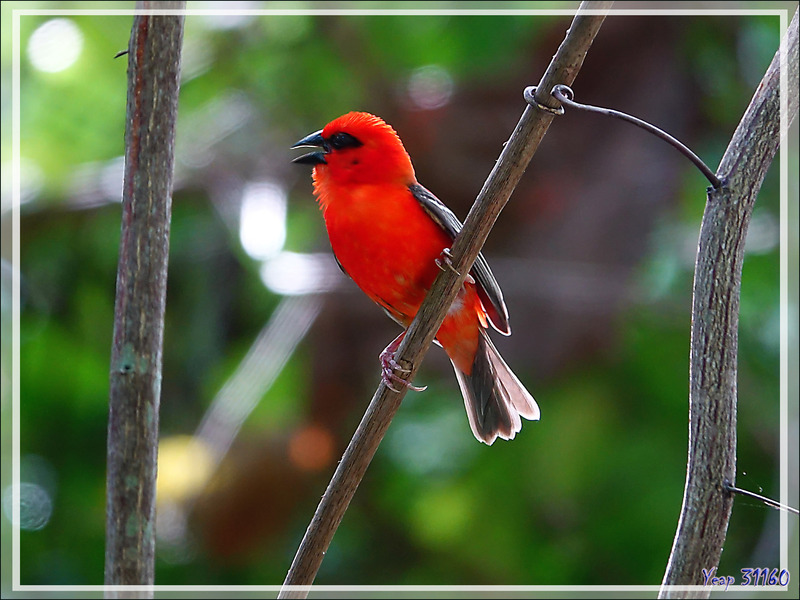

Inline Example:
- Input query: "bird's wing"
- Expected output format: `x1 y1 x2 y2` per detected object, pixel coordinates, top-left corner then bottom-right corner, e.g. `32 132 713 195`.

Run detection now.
409 183 510 335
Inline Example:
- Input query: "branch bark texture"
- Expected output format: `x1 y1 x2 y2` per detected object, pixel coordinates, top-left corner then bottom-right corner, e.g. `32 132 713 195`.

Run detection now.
278 2 613 597
660 8 798 597
105 3 184 591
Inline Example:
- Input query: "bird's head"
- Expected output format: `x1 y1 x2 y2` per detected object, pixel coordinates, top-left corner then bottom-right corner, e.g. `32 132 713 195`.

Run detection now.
292 112 416 186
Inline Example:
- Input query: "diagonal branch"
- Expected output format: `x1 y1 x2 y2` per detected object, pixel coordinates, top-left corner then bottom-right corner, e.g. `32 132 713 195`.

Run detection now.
278 2 613 597
659 8 798 598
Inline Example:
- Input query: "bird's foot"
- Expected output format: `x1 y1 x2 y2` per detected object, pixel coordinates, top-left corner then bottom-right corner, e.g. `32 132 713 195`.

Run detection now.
435 247 460 275
435 248 474 283
380 335 427 393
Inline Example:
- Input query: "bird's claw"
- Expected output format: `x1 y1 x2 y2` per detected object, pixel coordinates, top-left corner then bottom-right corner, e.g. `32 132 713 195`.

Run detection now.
379 347 427 393
435 247 460 275
435 248 475 284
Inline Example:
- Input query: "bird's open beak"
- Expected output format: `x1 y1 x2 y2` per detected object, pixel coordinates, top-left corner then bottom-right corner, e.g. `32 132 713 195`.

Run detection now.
291 130 327 165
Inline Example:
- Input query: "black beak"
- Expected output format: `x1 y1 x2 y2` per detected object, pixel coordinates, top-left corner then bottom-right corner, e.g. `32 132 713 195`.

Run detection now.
291 130 327 165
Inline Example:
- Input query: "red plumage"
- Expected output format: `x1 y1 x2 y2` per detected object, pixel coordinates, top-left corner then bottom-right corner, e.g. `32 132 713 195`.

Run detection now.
293 112 539 444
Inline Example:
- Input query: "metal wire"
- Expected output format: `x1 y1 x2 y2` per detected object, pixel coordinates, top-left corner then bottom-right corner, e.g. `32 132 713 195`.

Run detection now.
524 84 723 189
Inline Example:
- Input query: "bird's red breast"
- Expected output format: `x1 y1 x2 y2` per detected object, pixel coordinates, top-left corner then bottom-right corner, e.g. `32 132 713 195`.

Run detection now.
292 111 539 444
308 112 484 375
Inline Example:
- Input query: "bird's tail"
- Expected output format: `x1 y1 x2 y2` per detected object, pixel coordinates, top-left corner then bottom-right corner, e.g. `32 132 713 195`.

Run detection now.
452 332 540 445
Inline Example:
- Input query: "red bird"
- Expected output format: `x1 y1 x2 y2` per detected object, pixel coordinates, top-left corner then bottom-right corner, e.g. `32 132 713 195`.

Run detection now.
292 112 539 444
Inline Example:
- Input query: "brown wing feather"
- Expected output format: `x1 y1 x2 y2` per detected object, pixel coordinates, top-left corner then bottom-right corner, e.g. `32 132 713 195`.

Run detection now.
409 183 511 335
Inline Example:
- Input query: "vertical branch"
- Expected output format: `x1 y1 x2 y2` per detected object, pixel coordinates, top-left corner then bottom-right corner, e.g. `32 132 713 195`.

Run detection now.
660 9 798 598
105 2 184 591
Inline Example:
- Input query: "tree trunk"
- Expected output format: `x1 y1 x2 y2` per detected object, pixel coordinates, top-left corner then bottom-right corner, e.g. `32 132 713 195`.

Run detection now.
660 8 798 597
105 3 184 594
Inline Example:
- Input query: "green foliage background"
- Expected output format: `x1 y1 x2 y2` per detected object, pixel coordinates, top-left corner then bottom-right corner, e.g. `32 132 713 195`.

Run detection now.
1 1 798 595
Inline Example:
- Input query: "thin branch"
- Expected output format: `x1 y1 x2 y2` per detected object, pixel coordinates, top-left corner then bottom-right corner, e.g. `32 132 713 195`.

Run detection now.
660 8 798 598
104 2 184 594
278 2 613 597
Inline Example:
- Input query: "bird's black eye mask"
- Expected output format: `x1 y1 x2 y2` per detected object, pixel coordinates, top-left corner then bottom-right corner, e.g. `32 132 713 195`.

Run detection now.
291 130 363 165
327 132 363 151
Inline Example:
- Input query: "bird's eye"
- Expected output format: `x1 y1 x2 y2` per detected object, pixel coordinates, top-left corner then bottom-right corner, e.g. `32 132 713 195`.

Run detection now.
328 132 363 150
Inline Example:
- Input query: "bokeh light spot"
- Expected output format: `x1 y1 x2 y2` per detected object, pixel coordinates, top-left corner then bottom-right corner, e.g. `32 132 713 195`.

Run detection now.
407 64 454 110
28 19 83 73
260 251 341 295
239 181 287 261
288 424 335 472
2 482 53 531
197 1 257 30
157 435 215 503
